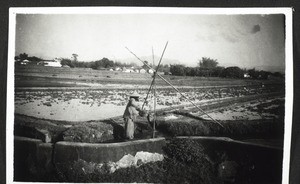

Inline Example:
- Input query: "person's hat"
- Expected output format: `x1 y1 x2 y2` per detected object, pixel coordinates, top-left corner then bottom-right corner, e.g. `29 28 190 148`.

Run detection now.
130 91 140 98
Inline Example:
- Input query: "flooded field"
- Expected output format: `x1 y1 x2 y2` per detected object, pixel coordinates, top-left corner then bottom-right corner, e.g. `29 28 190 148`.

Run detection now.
198 97 285 121
15 84 282 121
14 72 286 184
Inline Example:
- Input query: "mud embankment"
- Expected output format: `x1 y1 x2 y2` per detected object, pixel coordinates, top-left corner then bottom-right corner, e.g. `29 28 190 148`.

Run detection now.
14 136 166 182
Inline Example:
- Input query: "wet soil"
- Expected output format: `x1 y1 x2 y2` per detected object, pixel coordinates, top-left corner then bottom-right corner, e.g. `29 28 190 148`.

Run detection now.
15 84 283 121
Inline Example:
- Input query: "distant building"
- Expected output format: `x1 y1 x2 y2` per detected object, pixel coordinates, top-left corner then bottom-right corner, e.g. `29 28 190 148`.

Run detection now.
20 59 30 65
38 60 62 67
139 68 146 73
122 67 134 73
148 69 155 74
114 67 121 71
243 73 250 78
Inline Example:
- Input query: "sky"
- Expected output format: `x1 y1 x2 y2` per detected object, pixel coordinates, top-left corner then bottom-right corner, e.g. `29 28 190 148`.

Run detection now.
15 13 285 72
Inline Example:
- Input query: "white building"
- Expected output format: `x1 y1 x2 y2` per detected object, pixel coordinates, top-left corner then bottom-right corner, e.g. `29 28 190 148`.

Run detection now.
20 59 30 65
148 69 155 74
244 73 250 78
122 67 133 73
114 67 121 71
39 60 62 67
139 68 146 73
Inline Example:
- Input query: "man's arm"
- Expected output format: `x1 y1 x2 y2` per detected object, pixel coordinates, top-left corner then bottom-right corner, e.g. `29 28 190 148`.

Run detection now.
130 98 142 111
130 98 147 117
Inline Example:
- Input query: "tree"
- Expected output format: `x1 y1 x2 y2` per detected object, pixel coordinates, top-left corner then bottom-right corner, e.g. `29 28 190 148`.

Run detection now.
72 53 78 62
14 55 20 60
248 68 259 79
92 58 114 69
170 64 186 76
198 57 219 77
221 66 244 78
272 72 283 78
198 57 218 69
211 66 225 77
60 58 73 67
142 61 149 70
258 70 271 79
101 58 114 68
28 56 43 62
185 67 199 77
19 53 28 61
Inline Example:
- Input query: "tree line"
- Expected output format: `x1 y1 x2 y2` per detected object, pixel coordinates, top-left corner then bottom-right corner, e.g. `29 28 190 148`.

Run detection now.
15 53 138 69
15 53 283 79
169 57 284 79
60 57 142 69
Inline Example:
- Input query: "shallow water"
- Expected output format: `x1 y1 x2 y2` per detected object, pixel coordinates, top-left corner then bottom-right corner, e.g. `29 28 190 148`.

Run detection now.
15 100 125 121
198 97 283 120
14 85 280 121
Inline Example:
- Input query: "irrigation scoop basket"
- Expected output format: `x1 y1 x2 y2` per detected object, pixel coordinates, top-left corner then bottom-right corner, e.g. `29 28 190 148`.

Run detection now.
125 45 224 129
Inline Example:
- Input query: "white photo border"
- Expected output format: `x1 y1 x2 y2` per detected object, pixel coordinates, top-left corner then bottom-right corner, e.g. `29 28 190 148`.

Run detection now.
7 7 293 184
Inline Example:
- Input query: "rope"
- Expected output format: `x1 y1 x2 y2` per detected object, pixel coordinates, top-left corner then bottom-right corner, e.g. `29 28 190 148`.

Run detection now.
125 46 224 128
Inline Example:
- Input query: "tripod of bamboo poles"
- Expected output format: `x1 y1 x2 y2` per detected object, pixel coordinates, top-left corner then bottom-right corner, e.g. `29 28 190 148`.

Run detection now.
141 42 168 110
140 42 168 138
125 43 224 129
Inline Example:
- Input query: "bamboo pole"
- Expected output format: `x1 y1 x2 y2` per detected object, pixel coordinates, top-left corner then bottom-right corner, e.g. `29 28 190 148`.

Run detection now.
152 46 157 138
125 46 224 128
153 78 157 138
141 42 168 109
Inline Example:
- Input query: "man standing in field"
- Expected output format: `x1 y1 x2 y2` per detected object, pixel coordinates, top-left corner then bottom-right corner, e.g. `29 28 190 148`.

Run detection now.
123 91 146 140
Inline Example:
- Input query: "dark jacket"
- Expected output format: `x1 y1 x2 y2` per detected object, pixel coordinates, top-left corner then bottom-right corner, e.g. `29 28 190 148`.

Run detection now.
123 98 141 121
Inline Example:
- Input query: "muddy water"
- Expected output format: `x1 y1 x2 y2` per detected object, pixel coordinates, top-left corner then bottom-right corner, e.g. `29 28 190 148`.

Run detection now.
15 97 170 121
197 97 284 120
14 91 169 121
15 100 125 121
14 85 281 121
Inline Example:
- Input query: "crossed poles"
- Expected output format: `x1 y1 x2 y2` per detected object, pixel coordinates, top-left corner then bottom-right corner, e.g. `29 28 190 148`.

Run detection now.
125 42 224 137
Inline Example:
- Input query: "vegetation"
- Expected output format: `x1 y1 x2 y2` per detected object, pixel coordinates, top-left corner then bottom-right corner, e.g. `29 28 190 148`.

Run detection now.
62 122 114 143
198 57 219 68
155 118 283 139
72 53 78 62
170 57 283 79
57 139 218 183
220 66 244 78
15 53 284 79
15 53 43 65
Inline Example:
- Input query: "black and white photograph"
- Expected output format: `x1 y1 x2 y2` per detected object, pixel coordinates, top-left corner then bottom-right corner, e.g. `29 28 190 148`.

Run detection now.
6 7 293 183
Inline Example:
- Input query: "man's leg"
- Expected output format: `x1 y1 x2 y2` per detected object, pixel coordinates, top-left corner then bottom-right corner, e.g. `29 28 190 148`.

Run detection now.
125 118 135 139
